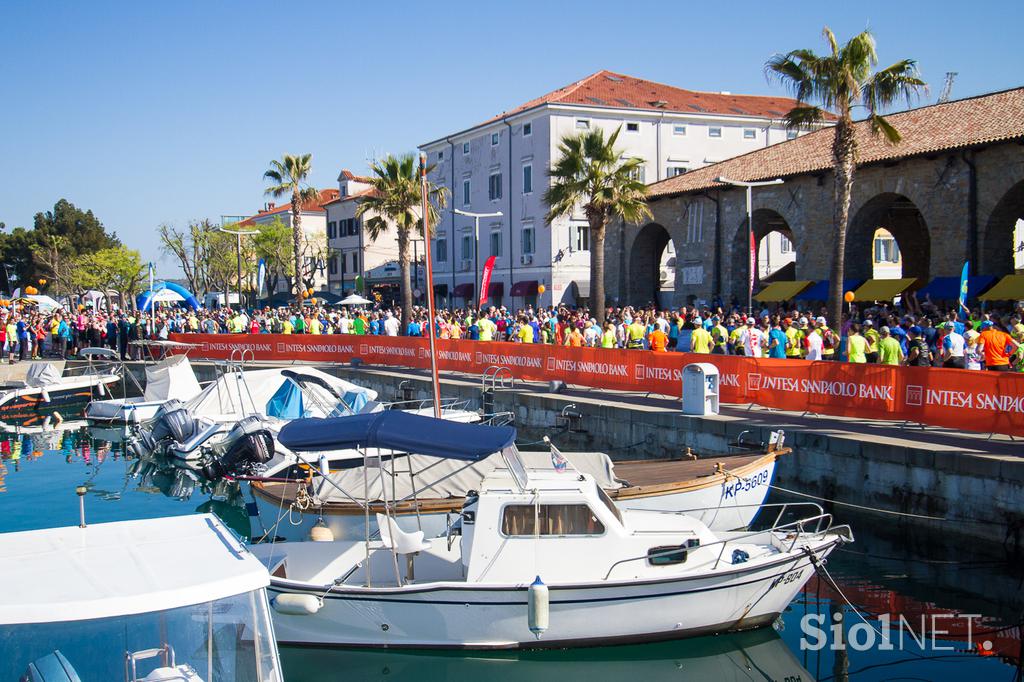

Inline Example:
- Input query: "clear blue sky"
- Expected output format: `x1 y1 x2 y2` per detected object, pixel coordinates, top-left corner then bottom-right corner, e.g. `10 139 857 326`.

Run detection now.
1 0 1021 274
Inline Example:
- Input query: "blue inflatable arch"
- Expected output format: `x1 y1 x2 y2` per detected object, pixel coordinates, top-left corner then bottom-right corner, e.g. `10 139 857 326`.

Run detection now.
137 281 201 310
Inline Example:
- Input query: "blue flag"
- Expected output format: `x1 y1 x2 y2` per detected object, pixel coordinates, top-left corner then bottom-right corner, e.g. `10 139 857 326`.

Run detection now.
958 261 969 320
256 259 266 299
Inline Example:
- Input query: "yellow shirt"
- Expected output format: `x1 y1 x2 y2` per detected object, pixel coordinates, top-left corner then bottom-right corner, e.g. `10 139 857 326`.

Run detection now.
478 318 495 341
282 320 293 334
690 327 712 353
785 327 803 357
601 329 615 348
518 325 534 343
309 318 322 335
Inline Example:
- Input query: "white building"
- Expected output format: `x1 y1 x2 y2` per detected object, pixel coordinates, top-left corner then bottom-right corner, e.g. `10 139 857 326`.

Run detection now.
324 170 417 300
239 189 337 295
420 70 817 309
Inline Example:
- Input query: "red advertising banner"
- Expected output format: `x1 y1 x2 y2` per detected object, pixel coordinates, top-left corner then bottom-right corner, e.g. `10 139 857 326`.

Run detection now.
479 255 496 308
170 334 1024 437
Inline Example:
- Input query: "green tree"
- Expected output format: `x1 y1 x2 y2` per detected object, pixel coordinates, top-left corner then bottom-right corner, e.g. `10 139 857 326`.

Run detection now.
0 227 38 292
357 154 448 330
33 198 120 256
544 127 651 325
75 246 146 309
263 154 320 302
252 216 294 298
767 27 925 328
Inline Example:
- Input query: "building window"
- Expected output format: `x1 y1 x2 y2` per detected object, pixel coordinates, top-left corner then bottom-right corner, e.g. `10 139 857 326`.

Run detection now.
491 132 499 146
575 119 590 129
463 141 470 154
667 166 688 177
488 172 502 201
571 224 590 252
673 124 686 136
351 252 359 273
463 179 471 206
328 256 338 275
874 236 900 263
522 225 535 255
438 150 445 161
461 234 473 260
490 231 502 257
625 121 640 133
686 202 704 243
627 164 646 183
327 221 337 239
780 234 793 253
522 164 533 194
501 504 604 536
436 238 447 262
743 129 756 140
340 253 347 275
523 122 532 136
709 127 722 138
786 130 798 140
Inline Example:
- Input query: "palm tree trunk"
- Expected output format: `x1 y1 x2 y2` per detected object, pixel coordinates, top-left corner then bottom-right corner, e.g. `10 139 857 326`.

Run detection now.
830 118 857 332
590 217 607 327
291 191 303 304
397 229 412 332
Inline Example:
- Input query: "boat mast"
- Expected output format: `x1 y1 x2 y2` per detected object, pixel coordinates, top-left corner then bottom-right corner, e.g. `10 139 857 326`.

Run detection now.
419 152 443 418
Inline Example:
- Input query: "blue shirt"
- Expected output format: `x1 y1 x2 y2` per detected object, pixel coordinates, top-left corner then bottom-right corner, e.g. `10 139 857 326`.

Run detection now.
406 321 421 337
768 329 788 358
890 326 908 354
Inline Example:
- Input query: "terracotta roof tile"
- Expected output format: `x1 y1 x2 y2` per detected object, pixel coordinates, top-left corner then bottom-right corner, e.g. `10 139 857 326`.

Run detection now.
322 187 379 207
477 69 822 126
647 87 1024 199
239 188 338 225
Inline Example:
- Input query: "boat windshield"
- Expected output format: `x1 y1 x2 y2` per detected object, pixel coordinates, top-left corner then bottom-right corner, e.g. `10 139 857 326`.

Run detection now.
597 484 624 525
1 588 282 682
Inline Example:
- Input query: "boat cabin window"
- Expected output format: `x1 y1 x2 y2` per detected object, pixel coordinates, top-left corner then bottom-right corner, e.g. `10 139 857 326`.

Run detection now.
596 485 623 524
647 545 689 566
501 504 605 537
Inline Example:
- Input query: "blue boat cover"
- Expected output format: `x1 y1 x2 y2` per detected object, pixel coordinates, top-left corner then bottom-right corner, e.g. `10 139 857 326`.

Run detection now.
277 411 517 461
266 380 305 419
916 275 996 300
795 279 865 301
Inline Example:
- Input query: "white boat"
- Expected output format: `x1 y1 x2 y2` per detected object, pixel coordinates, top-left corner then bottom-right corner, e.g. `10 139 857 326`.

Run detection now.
251 412 851 649
0 513 283 681
247 443 784 541
0 350 121 426
86 354 202 424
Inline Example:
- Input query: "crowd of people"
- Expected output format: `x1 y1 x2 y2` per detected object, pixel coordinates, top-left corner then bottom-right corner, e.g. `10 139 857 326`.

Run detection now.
5 298 1024 372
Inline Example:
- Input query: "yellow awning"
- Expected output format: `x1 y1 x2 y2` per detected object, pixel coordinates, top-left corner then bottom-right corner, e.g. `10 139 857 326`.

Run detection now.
852 277 919 301
979 274 1024 301
753 280 813 302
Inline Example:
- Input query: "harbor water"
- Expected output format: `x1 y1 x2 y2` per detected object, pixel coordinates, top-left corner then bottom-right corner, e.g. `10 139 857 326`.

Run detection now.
1 423 1020 681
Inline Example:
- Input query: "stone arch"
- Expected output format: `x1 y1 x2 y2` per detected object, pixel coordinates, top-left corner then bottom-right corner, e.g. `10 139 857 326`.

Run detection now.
981 179 1024 276
730 209 797 295
846 193 931 280
627 222 673 306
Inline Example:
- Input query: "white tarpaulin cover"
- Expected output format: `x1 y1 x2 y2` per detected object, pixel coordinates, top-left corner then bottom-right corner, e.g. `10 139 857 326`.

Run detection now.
144 355 202 402
0 514 268 624
315 450 621 503
25 363 63 388
184 367 378 421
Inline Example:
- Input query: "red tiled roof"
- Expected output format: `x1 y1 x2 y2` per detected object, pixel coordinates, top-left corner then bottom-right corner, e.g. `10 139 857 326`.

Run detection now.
338 169 374 183
477 70 825 127
322 187 379 207
647 87 1024 199
239 188 338 225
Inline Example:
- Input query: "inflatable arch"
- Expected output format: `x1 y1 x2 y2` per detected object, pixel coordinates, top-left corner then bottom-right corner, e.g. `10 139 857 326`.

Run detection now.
137 281 201 310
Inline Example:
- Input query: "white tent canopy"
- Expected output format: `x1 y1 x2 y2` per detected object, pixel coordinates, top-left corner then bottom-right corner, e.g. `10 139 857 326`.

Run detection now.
339 294 372 306
25 295 61 312
149 288 185 303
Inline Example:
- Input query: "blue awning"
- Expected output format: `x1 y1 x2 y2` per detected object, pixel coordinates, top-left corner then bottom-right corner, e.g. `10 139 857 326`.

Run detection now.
277 411 517 461
916 275 996 301
795 279 865 301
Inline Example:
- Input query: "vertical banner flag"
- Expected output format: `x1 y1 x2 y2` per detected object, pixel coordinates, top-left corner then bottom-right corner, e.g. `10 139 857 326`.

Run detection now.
958 261 969 320
480 255 496 308
146 262 155 312
256 258 267 299
749 230 756 299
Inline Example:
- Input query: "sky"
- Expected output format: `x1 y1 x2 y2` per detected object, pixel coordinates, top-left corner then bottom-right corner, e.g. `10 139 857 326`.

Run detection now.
1 0 1022 275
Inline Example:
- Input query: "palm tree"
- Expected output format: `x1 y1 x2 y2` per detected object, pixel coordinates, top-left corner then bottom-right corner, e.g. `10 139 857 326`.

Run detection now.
356 154 448 331
767 27 925 328
545 127 651 326
263 153 320 303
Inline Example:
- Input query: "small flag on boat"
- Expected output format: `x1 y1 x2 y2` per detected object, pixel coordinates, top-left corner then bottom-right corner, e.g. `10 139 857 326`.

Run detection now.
549 441 568 473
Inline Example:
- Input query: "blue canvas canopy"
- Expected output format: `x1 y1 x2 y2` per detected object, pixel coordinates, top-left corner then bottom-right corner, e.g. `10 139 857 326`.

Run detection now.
266 380 305 419
277 411 517 461
916 275 996 301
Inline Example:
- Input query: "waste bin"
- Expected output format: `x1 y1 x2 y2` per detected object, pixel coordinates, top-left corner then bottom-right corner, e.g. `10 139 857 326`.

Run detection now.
681 363 719 416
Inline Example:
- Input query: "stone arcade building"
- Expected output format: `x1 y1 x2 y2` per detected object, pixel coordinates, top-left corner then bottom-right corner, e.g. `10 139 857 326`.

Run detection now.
606 87 1024 307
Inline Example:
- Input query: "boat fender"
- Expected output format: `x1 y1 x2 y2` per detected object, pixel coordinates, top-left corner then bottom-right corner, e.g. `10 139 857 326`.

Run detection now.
40 389 50 403
732 549 749 564
96 382 106 397
272 593 322 616
309 519 334 542
528 575 549 639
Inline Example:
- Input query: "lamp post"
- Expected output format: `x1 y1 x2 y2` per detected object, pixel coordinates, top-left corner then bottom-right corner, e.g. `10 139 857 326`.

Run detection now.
716 176 784 314
217 225 258 310
453 209 502 307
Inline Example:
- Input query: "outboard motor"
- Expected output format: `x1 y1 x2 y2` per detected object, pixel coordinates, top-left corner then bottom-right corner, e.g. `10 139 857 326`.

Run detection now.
149 399 193 443
201 416 275 481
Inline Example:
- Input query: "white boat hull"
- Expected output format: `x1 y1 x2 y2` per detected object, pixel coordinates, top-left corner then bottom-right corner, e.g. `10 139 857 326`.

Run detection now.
248 458 776 541
264 536 837 649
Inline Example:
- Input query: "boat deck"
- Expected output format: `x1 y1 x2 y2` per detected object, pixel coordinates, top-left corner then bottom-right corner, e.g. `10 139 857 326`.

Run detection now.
612 454 763 488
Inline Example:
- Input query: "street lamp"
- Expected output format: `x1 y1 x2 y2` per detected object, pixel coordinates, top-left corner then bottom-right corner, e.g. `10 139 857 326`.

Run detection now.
453 209 502 307
716 176 784 314
217 225 259 309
